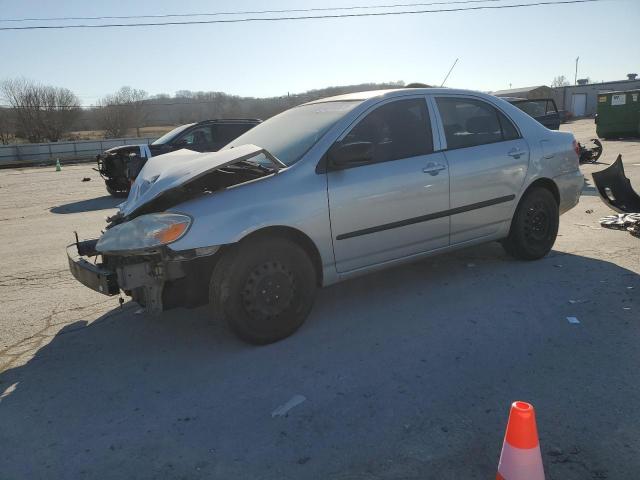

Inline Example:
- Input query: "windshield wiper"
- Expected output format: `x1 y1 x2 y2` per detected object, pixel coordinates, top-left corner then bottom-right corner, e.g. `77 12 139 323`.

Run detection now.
235 160 277 173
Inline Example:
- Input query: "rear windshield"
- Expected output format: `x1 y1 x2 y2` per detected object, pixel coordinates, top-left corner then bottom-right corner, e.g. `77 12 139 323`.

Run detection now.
225 101 362 166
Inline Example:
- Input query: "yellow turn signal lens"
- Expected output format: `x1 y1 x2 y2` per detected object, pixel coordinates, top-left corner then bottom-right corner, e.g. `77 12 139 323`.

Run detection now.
154 222 189 244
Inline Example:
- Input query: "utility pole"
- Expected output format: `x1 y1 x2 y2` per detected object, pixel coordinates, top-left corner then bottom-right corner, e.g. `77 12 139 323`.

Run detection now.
574 56 579 85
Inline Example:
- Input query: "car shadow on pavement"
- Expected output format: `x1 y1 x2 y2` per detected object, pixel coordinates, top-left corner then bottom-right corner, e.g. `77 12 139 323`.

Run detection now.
50 196 122 214
0 244 638 479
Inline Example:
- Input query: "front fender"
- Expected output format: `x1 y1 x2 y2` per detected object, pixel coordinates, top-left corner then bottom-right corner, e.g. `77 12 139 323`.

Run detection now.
166 168 337 282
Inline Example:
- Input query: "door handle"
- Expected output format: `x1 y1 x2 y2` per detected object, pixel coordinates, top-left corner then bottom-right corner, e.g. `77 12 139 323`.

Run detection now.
422 162 446 175
508 148 525 159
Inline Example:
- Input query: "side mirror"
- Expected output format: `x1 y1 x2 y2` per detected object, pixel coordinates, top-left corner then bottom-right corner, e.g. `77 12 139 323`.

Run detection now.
328 141 374 169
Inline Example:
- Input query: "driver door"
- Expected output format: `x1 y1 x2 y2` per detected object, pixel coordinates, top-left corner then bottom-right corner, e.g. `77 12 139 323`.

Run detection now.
326 97 450 273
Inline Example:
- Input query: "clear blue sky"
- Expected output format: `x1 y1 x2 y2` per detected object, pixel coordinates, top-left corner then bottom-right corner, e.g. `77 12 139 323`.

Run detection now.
0 0 637 104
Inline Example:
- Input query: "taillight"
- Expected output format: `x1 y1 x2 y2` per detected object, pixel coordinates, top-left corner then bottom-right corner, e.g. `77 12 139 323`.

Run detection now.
572 139 580 156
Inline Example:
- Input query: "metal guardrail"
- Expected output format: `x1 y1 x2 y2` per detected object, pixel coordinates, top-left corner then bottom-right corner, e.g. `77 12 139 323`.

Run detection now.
0 137 158 167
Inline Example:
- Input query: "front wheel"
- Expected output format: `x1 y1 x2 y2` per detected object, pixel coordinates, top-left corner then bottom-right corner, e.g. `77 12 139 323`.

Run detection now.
501 187 559 260
209 236 317 345
105 178 130 198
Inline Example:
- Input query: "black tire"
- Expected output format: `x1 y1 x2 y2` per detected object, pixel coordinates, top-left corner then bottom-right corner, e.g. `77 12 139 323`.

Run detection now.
105 178 130 198
209 236 317 345
501 187 559 260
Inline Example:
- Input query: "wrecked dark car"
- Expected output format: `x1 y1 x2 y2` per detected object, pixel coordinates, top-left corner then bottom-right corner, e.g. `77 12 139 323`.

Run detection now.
96 119 261 197
504 97 561 130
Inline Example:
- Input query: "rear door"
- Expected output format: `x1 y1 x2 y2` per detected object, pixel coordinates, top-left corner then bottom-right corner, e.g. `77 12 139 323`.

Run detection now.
433 95 529 244
211 123 257 151
326 96 450 273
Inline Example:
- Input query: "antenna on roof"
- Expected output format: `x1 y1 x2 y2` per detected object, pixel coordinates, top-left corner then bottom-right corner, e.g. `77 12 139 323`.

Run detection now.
440 58 459 87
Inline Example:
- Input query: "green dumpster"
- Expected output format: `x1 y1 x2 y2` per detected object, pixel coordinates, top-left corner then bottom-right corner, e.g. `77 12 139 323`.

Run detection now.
596 89 640 139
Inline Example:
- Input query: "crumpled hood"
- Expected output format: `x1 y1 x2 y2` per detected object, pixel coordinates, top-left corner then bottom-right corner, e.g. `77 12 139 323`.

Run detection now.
118 144 267 217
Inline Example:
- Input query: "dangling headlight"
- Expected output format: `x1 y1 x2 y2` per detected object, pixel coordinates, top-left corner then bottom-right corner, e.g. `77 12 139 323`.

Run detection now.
96 213 191 253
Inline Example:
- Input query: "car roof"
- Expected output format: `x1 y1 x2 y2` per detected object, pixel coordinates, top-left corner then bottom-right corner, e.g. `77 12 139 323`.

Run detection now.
304 88 496 105
196 118 262 125
502 97 555 103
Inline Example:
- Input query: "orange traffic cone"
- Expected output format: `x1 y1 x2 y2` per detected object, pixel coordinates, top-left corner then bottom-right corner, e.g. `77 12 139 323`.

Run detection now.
496 401 545 480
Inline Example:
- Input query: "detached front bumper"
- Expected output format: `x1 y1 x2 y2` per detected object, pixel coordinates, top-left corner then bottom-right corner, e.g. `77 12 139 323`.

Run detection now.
67 240 198 314
67 244 119 295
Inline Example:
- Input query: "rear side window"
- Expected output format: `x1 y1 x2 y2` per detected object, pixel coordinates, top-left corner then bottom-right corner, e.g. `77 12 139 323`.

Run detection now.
342 98 433 164
497 110 519 140
436 97 519 149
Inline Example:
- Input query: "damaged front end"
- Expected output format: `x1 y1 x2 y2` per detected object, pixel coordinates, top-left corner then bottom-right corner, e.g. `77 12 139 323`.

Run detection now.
69 144 284 313
96 144 152 197
67 236 218 314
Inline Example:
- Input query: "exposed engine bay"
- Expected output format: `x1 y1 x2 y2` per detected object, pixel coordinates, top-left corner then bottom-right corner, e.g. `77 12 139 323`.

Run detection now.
106 159 272 228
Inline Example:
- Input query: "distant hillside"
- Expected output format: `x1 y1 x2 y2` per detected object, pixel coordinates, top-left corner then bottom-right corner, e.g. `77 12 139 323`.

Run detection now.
75 81 406 131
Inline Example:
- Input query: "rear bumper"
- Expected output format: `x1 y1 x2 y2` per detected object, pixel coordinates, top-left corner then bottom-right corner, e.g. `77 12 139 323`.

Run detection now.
67 244 119 295
555 170 584 215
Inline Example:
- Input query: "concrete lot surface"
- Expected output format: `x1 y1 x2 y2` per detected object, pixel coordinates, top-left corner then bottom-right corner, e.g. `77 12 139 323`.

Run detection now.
0 119 638 479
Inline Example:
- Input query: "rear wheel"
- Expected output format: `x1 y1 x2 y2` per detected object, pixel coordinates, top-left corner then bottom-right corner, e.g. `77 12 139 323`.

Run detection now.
209 236 317 344
501 187 559 260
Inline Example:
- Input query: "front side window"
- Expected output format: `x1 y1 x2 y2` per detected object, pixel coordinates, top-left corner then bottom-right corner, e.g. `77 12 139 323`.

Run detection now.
178 126 213 146
341 98 433 164
436 97 518 149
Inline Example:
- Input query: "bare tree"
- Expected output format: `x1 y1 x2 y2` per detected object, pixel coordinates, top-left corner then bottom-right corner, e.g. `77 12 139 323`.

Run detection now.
551 75 570 88
0 108 16 145
40 86 82 141
97 93 129 138
97 86 148 138
0 78 81 142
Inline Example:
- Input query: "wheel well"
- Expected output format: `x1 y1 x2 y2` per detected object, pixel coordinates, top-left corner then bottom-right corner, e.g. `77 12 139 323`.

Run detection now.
526 178 560 205
242 226 324 286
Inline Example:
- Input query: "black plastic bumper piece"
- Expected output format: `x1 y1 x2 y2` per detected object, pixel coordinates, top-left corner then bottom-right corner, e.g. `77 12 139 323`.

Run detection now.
67 245 119 295
592 155 640 213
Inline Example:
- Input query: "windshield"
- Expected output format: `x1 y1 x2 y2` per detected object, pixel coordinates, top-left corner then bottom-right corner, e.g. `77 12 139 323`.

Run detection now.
151 123 196 145
225 101 362 165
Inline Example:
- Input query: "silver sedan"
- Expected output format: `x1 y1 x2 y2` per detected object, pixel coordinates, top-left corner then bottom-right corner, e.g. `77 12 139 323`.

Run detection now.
68 88 584 344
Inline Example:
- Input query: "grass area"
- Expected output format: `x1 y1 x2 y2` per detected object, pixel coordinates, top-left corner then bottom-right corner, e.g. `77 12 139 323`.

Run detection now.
67 126 175 141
